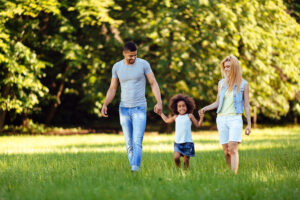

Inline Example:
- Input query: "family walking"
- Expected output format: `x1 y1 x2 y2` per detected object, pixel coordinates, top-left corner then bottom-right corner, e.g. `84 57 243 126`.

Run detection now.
101 42 251 174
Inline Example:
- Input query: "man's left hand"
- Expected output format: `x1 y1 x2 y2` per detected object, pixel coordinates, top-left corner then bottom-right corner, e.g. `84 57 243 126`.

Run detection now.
154 103 162 115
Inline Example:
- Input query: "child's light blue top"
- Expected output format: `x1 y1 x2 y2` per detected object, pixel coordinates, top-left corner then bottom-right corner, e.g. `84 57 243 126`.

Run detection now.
175 114 193 143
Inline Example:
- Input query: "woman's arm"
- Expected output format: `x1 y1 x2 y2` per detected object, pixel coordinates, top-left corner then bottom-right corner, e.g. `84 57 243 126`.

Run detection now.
200 81 222 113
243 83 251 135
188 114 204 128
160 113 177 124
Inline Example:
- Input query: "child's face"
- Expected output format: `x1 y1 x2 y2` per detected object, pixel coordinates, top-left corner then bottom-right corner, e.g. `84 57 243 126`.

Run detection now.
177 101 187 115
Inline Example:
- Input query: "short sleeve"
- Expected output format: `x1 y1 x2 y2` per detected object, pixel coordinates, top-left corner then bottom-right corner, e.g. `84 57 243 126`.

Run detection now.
143 60 152 75
112 64 118 78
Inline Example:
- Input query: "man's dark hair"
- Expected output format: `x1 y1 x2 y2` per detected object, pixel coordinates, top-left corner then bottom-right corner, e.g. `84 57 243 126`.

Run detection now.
123 41 137 52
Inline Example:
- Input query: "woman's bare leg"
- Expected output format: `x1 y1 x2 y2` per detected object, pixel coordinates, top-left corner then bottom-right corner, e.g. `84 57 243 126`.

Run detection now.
228 142 239 174
222 144 231 168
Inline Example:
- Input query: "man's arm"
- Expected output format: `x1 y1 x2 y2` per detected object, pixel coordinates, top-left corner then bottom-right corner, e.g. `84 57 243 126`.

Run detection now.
101 78 119 117
146 72 162 115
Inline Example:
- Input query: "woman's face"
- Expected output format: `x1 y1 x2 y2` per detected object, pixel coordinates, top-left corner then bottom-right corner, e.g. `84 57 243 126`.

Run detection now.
224 60 231 76
177 100 187 115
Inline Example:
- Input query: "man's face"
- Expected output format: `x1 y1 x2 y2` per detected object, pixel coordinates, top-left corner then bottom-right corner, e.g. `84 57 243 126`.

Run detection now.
123 50 137 64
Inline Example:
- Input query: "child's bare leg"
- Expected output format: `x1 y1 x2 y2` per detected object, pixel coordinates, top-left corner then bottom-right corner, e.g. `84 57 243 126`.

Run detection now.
183 156 190 168
174 152 181 167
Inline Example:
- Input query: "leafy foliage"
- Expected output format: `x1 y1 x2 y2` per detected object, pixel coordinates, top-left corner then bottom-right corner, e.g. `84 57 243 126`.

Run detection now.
0 0 299 128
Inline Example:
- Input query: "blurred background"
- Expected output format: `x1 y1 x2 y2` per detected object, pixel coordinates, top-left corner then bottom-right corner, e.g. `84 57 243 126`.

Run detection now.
0 0 299 134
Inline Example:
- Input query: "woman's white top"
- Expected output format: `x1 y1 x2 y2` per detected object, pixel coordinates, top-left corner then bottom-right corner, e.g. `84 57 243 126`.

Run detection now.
175 114 193 143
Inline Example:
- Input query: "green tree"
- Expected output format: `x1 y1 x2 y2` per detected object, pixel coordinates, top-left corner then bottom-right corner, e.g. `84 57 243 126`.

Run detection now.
111 0 300 125
0 0 54 130
1 0 299 130
0 0 123 128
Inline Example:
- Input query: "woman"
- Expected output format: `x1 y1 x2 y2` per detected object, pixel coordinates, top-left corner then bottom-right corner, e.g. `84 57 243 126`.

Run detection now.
199 55 251 174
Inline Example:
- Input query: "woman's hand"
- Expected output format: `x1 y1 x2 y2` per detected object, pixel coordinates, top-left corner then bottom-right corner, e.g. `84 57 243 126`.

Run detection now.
198 108 205 115
245 125 251 136
198 110 204 118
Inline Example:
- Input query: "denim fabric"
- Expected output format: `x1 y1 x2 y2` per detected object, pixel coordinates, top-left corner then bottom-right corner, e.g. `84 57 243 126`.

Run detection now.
174 142 195 157
119 106 147 171
217 79 247 114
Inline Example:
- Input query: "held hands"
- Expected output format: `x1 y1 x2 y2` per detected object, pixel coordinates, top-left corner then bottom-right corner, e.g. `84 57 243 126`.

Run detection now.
198 108 206 115
198 108 205 116
198 111 204 118
154 103 162 115
198 109 205 122
101 105 108 117
245 125 251 136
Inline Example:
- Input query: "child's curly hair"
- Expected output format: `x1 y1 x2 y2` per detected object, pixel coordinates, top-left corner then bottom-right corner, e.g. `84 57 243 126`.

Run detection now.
169 94 196 115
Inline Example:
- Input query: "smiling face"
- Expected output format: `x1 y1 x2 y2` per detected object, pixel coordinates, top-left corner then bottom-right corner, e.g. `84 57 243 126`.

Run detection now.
177 100 187 115
220 55 243 92
123 50 137 65
224 60 231 76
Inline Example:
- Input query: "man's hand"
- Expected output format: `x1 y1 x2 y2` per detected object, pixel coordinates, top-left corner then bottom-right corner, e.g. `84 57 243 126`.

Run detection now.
245 125 251 136
154 103 162 115
101 105 108 117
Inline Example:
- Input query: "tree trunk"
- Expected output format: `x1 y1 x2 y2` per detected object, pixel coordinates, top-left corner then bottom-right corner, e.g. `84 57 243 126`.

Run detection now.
22 113 29 127
0 110 7 132
0 84 11 132
294 112 298 124
45 81 65 125
253 106 257 128
45 65 70 125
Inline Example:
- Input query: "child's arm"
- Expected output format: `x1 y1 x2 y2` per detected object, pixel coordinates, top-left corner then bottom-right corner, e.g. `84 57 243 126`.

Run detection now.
188 113 204 128
160 113 177 124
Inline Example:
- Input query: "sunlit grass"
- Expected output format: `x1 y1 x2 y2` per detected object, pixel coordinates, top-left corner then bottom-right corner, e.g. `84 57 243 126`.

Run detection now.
0 126 299 199
0 126 298 153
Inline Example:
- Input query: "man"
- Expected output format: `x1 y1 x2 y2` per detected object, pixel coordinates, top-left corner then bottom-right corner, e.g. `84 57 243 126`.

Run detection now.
101 41 162 172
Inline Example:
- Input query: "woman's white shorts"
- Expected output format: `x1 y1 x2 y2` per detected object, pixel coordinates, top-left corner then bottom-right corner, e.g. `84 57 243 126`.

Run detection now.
216 115 243 144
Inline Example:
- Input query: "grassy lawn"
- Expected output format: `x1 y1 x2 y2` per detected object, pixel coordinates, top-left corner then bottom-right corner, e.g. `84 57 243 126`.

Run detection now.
0 126 299 200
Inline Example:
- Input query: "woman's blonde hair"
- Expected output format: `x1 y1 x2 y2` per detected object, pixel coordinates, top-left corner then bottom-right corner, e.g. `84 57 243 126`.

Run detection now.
220 55 242 92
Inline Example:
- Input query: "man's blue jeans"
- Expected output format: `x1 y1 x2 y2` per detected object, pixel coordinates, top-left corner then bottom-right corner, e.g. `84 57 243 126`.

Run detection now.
119 106 147 171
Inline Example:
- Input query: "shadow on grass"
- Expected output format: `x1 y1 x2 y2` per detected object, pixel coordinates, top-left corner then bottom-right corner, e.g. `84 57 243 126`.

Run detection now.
49 139 220 150
0 145 299 173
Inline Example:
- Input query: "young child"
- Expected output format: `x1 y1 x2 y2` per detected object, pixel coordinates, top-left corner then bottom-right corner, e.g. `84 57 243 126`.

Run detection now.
160 94 204 168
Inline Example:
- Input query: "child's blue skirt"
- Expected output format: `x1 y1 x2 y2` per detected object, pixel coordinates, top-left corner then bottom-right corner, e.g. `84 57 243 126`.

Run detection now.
174 142 195 157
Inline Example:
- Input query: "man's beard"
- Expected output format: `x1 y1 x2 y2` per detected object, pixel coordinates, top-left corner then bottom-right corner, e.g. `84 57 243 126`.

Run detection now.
128 59 135 64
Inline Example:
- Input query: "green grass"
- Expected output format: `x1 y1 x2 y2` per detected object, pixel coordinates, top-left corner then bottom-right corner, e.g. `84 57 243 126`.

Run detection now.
0 126 299 200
